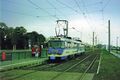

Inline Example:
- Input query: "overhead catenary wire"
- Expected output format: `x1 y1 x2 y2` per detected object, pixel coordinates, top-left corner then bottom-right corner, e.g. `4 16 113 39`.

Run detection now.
80 0 96 30
84 1 104 7
74 0 109 44
4 0 59 19
74 0 94 31
2 9 81 19
46 0 68 19
2 9 55 18
56 0 80 14
56 0 93 30
5 0 31 8
3 0 76 18
5 0 57 13
101 1 105 26
100 0 111 26
27 0 59 20
99 0 110 33
101 0 111 27
56 0 101 42
46 0 57 19
102 0 111 10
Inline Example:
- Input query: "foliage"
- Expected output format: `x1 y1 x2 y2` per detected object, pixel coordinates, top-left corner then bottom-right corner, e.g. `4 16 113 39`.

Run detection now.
0 22 8 49
25 31 46 46
0 22 46 50
93 50 120 80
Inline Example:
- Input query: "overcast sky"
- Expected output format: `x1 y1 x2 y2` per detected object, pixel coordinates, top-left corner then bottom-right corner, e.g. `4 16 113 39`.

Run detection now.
0 0 120 46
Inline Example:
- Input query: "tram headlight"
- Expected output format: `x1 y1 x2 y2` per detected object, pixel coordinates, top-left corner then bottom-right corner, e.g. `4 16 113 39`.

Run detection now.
57 50 63 55
57 52 62 55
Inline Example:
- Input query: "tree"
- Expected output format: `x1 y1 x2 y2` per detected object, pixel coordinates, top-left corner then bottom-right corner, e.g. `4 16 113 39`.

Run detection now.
38 34 46 45
12 26 27 50
0 22 8 50
5 27 14 49
0 22 46 50
26 31 39 46
25 31 46 47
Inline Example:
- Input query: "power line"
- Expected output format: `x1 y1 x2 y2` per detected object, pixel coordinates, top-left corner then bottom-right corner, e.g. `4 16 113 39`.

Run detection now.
85 1 104 7
2 8 78 19
101 0 111 26
5 0 28 7
57 0 93 29
46 0 68 19
102 0 111 10
2 9 55 18
100 1 105 26
56 0 80 14
4 0 56 18
80 0 98 31
56 0 96 32
75 0 108 44
46 0 57 19
74 0 83 14
74 0 94 31
27 0 59 20
5 0 76 10
100 0 111 31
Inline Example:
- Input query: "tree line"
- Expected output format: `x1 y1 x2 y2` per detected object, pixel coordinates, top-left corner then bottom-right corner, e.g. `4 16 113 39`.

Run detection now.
0 22 46 50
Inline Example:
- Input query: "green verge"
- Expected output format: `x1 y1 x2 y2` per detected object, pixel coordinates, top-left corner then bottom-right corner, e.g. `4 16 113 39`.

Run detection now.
0 70 94 80
93 50 120 80
111 50 120 54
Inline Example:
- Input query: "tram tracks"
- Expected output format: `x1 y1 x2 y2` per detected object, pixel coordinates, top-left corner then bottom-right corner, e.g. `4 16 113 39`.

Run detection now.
78 55 98 80
50 54 98 80
22 54 89 71
50 55 92 80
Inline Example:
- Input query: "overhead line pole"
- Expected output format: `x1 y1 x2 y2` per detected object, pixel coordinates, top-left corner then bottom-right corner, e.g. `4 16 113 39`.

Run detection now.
95 36 97 45
116 37 119 53
108 20 111 53
93 32 95 51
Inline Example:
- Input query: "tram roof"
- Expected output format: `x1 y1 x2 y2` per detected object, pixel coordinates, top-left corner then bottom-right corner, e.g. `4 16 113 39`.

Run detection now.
49 36 82 43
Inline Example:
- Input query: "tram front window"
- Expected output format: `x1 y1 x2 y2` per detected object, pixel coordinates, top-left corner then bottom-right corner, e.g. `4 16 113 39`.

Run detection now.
49 41 64 48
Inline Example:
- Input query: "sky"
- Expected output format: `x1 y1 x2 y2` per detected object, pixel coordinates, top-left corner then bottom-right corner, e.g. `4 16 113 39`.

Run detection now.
0 0 120 46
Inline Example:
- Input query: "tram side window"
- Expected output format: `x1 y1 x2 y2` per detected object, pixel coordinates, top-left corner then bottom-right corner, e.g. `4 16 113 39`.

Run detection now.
65 42 67 48
66 42 71 48
73 43 77 48
71 42 74 48
65 41 74 48
60 42 65 48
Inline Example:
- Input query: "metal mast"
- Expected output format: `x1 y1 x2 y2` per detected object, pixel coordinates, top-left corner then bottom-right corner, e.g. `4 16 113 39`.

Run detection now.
108 20 111 53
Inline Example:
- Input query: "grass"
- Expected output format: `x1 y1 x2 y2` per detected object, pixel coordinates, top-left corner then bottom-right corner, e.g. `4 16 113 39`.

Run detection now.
0 70 94 80
93 50 120 80
111 50 120 54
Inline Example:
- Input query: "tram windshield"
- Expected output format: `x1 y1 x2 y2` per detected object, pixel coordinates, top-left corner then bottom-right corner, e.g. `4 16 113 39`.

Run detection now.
48 40 65 48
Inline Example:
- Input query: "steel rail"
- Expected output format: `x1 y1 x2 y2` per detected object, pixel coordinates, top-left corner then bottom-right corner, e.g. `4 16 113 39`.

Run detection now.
79 55 98 80
32 54 89 71
50 54 92 80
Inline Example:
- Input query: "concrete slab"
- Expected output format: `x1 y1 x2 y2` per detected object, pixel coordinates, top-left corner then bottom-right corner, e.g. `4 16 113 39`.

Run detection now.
0 58 48 71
